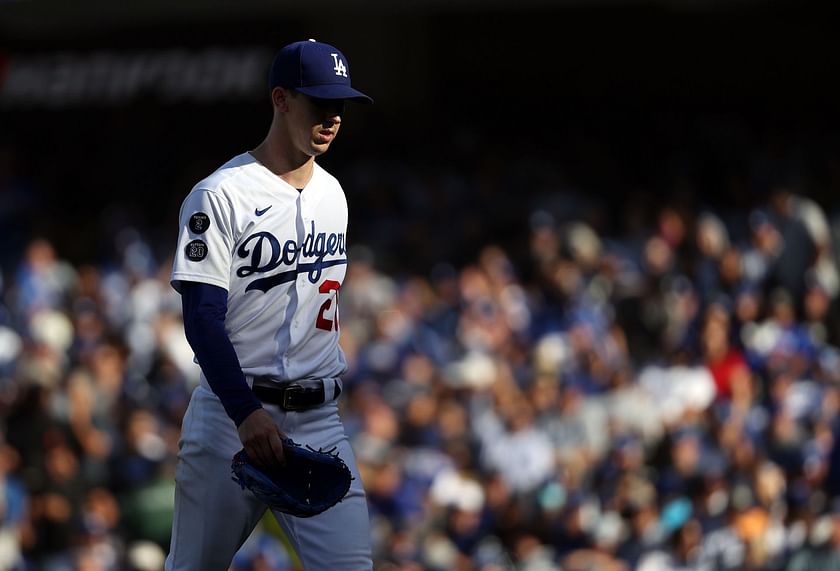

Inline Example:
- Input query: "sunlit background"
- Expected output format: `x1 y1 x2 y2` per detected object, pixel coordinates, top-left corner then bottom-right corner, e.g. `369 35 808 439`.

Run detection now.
2 1 840 570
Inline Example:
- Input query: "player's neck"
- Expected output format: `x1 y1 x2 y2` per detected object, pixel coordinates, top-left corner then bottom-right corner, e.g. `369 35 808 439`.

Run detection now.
250 138 314 190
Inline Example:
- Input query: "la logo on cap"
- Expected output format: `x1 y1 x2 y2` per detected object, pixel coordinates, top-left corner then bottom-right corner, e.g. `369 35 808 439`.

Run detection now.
308 38 347 78
331 54 347 77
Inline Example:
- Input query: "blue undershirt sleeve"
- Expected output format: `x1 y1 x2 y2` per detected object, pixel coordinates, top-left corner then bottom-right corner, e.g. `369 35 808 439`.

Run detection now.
179 281 263 427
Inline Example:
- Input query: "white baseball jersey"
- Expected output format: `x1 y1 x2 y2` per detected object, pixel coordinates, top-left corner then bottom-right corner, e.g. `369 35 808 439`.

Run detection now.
170 152 348 383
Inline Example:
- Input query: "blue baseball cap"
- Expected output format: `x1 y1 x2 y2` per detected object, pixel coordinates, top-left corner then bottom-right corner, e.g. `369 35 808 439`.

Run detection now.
269 39 373 104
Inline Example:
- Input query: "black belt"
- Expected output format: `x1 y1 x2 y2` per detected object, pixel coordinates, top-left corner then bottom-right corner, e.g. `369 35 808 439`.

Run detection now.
251 377 341 411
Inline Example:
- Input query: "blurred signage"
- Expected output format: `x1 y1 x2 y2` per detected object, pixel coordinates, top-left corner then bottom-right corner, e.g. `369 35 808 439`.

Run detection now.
0 47 272 107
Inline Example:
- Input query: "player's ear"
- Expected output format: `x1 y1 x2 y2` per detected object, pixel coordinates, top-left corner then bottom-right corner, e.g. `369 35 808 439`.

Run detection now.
271 87 290 112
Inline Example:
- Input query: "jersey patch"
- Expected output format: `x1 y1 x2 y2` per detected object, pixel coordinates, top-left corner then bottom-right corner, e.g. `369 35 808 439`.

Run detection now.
189 212 210 234
185 239 208 261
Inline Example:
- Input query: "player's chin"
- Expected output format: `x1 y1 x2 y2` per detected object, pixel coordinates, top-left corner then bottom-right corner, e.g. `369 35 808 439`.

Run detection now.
309 140 333 155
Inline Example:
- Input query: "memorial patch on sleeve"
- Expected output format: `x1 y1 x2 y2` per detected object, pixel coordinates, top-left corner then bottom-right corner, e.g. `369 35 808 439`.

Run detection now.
185 239 208 261
189 212 211 234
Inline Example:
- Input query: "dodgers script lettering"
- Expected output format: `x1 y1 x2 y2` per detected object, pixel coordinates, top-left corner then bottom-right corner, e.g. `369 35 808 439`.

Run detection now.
236 221 347 293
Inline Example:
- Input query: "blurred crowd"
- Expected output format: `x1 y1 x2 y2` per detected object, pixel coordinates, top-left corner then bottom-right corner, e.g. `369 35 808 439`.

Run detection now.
2 176 840 571
342 186 840 571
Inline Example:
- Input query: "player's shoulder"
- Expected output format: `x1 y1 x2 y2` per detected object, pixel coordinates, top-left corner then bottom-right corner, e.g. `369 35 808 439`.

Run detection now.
312 162 345 194
191 152 260 197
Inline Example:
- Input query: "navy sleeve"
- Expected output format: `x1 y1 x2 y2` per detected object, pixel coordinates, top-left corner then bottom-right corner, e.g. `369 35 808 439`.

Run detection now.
180 281 263 426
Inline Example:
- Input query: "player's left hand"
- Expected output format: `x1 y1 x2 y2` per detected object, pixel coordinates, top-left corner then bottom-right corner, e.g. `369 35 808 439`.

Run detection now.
231 438 353 518
237 408 287 468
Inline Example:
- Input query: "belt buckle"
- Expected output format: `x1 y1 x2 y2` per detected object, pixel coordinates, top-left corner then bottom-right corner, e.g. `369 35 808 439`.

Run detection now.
281 384 306 411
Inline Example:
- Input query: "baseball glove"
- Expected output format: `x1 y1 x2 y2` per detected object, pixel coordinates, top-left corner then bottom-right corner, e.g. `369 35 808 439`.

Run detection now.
231 438 352 518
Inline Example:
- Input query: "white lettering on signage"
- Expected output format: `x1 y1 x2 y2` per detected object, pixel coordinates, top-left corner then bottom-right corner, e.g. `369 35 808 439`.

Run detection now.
0 48 272 107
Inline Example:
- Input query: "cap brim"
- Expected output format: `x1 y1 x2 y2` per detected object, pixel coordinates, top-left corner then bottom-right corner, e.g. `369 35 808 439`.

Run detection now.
296 84 373 104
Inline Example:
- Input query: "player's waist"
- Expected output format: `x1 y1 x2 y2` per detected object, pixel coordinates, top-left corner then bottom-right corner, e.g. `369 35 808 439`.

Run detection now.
199 371 342 410
200 373 342 411
253 376 342 411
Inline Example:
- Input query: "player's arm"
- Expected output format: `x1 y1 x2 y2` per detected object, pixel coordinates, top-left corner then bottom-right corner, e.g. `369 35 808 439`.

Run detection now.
180 280 286 466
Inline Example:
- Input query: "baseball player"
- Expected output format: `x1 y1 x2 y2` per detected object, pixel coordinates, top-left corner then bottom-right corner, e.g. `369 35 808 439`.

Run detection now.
165 39 373 570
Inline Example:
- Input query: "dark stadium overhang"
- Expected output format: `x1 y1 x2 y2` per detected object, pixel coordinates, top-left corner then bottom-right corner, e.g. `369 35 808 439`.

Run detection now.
0 0 777 42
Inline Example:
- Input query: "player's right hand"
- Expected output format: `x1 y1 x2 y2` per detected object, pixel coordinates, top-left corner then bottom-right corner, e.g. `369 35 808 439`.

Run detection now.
237 408 287 468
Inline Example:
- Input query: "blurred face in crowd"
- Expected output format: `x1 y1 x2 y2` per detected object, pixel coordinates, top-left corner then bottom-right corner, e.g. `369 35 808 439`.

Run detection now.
676 520 703 560
769 293 796 325
701 314 730 361
755 462 785 506
804 284 830 322
696 215 728 258
658 207 687 248
718 247 742 286
735 289 761 324
46 442 78 481
24 238 57 270
751 219 781 255
643 236 673 276
671 434 701 476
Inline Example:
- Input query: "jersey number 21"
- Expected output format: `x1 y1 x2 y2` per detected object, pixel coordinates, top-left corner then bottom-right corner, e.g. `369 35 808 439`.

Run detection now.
315 280 341 331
